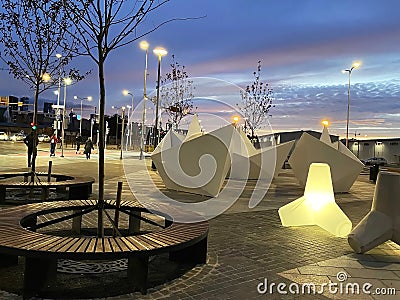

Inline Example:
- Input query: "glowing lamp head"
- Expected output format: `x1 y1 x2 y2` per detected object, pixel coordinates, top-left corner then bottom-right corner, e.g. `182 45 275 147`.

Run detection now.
321 120 329 127
232 115 240 123
122 90 129 96
56 53 62 59
153 47 168 57
42 73 51 82
139 40 149 51
352 61 361 69
64 77 72 85
87 96 92 101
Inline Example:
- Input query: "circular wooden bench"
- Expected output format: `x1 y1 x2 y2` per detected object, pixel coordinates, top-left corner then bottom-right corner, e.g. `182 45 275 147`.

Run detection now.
0 172 94 203
0 200 209 298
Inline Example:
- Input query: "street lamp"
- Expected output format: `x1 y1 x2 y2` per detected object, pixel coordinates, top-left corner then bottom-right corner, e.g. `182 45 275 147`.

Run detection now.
74 95 93 136
140 40 149 159
232 115 240 127
342 61 361 148
61 77 72 157
122 90 134 150
153 46 168 148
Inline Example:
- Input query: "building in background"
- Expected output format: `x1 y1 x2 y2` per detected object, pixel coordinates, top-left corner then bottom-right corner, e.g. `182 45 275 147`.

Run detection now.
347 138 400 164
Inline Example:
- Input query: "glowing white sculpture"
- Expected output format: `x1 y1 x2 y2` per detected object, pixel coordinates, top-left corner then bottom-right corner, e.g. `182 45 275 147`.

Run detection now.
151 125 233 197
278 163 352 237
229 127 294 180
288 129 363 192
348 171 400 253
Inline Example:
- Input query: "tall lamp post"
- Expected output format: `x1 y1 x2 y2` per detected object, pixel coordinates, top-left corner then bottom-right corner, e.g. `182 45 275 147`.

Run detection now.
120 106 125 160
153 47 168 149
342 61 361 148
55 53 62 138
140 40 149 159
122 90 134 150
60 77 72 157
74 95 92 136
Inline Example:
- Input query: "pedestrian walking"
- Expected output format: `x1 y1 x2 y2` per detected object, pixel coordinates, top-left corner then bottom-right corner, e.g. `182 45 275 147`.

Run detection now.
76 134 82 154
23 131 38 167
50 133 58 156
84 137 94 159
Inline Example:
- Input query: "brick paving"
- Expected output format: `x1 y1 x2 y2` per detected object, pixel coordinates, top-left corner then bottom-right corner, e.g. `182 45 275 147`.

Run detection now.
0 148 399 299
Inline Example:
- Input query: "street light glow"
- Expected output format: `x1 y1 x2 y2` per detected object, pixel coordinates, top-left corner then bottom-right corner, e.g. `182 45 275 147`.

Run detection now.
153 47 168 57
321 120 329 127
122 89 129 96
56 53 62 59
42 73 51 82
352 61 361 68
139 40 149 50
64 77 72 85
232 115 240 123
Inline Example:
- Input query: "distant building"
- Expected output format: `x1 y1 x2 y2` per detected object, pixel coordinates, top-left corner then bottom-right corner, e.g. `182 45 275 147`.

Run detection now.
20 97 29 111
43 102 55 114
258 130 339 148
347 138 400 164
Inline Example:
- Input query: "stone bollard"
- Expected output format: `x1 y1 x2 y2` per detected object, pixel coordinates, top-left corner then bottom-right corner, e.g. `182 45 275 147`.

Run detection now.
348 171 400 253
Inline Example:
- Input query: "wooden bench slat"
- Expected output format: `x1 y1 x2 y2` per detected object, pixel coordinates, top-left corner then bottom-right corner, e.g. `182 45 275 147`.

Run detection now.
75 238 92 253
67 238 87 253
117 237 139 251
56 237 82 252
136 235 169 248
95 238 104 253
108 238 123 252
103 238 113 253
41 237 74 252
86 238 98 253
123 236 152 251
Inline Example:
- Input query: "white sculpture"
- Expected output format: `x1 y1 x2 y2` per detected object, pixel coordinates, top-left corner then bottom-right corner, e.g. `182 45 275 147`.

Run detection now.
278 163 352 237
348 171 400 253
288 129 363 193
151 125 233 197
184 114 203 142
229 127 294 180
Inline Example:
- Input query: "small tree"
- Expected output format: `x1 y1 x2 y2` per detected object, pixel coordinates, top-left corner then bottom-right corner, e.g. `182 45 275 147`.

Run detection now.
55 0 193 236
160 55 194 130
238 61 273 139
0 0 81 177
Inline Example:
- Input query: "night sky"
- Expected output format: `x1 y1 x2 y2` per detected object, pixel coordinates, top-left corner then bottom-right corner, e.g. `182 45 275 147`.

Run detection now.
1 0 399 138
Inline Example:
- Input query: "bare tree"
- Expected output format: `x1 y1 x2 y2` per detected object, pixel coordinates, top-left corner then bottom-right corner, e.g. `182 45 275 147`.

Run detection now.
160 55 194 130
0 0 81 178
238 61 273 139
56 0 195 236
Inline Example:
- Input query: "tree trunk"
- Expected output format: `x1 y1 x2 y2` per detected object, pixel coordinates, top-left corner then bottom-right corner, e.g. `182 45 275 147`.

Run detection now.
30 84 40 183
97 58 106 237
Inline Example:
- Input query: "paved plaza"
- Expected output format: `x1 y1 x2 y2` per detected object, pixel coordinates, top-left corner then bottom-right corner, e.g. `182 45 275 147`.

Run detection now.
0 143 399 299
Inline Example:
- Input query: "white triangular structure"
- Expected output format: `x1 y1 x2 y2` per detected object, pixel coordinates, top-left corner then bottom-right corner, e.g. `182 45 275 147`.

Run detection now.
288 128 363 193
229 127 295 180
151 124 233 197
184 114 203 142
278 163 352 237
153 129 184 156
348 171 400 253
320 126 335 148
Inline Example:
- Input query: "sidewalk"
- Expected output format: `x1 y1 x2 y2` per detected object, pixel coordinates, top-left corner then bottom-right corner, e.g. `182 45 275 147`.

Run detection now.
0 153 399 299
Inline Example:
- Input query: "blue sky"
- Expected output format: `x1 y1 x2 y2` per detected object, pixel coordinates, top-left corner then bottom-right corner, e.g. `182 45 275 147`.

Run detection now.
1 0 399 138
